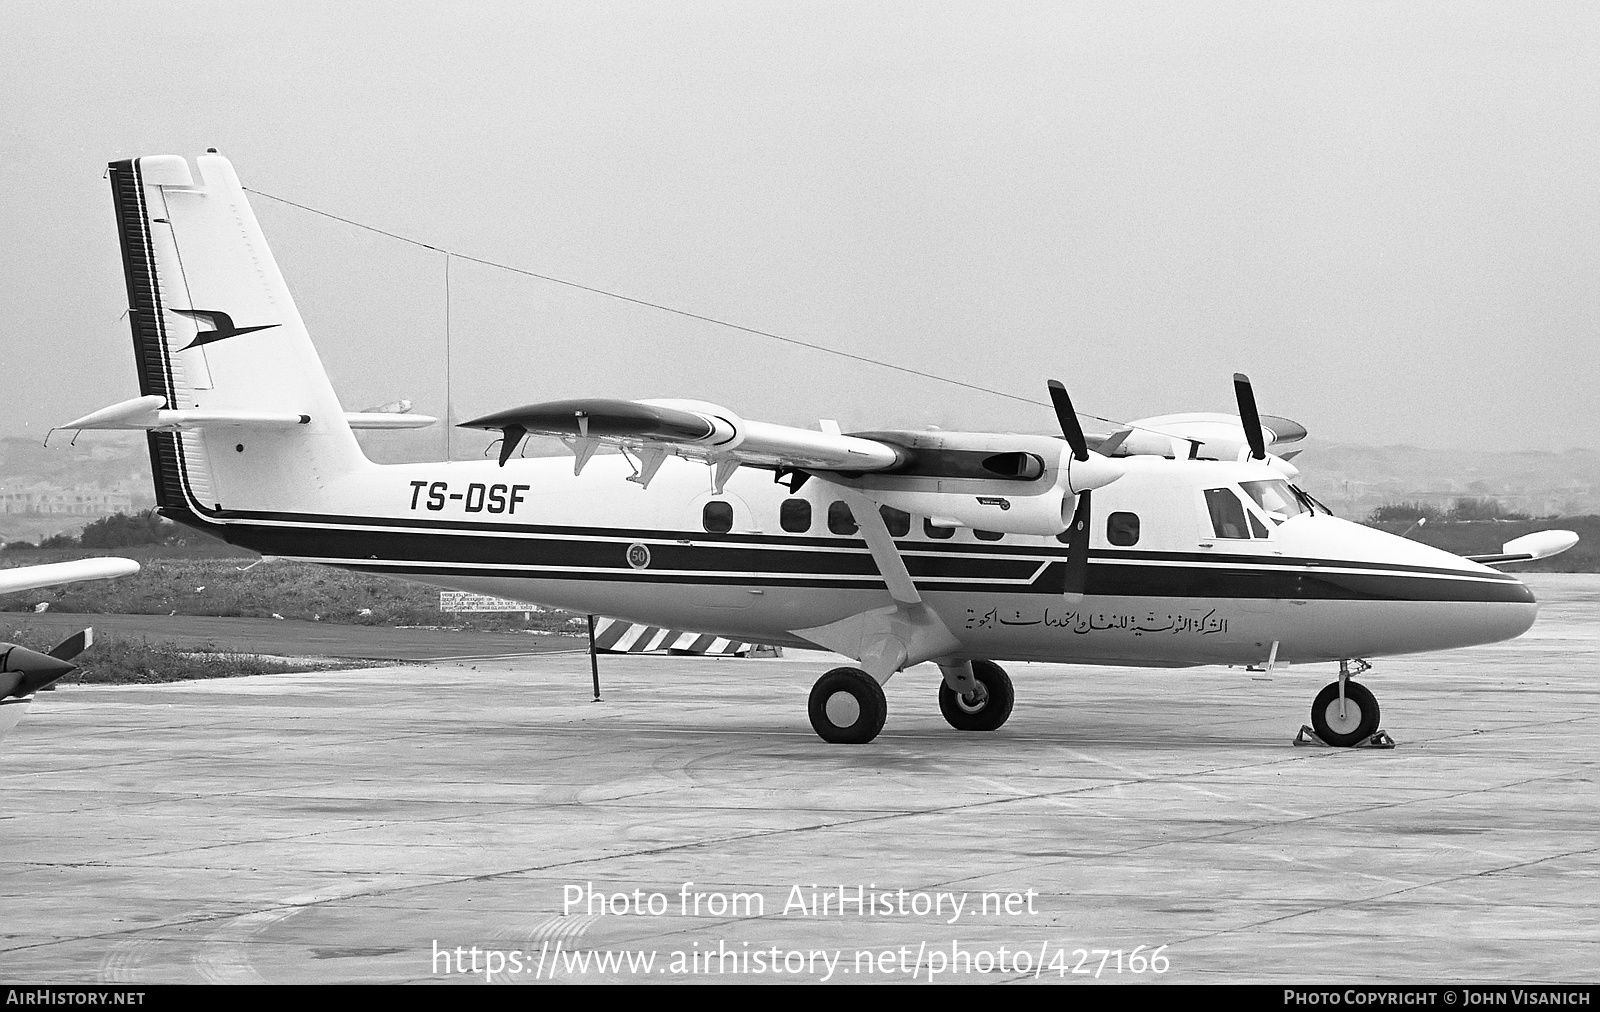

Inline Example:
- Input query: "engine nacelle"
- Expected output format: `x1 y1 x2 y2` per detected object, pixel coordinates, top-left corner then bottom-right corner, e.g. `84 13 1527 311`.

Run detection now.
860 484 1077 537
842 433 1124 537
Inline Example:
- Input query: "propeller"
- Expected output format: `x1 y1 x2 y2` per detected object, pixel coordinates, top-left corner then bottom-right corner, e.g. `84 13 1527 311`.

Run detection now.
1058 490 1092 601
0 629 92 700
1048 380 1122 599
1047 380 1089 461
1232 372 1267 461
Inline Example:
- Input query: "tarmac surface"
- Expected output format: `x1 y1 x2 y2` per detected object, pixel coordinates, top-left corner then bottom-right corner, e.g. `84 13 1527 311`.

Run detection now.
1 574 1595 985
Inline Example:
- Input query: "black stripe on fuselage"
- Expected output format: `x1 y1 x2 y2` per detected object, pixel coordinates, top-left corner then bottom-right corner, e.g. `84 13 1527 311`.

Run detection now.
207 507 1525 582
216 516 1534 604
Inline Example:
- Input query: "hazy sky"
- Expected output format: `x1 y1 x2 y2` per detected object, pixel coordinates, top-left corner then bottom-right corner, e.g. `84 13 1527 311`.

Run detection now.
3 1 1597 459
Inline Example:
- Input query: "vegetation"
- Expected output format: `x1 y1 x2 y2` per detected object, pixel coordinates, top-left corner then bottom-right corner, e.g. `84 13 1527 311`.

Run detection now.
1367 498 1534 524
79 509 180 548
4 509 225 552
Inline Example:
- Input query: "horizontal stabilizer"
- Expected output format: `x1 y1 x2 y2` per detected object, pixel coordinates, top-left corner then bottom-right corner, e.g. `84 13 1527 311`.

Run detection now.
61 396 431 432
345 412 438 430
60 395 310 431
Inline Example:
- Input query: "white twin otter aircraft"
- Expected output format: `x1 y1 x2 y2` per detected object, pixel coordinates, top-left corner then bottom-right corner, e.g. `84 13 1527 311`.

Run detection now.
65 152 1578 747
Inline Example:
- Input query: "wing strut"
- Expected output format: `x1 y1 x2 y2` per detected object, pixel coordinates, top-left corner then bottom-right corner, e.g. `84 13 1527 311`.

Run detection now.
789 487 963 682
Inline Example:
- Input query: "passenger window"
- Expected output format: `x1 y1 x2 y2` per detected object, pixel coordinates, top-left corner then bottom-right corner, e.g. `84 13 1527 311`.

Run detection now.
880 506 910 538
703 500 733 534
924 518 954 540
828 501 858 535
780 498 811 533
1107 511 1140 546
974 530 1005 542
1203 488 1250 539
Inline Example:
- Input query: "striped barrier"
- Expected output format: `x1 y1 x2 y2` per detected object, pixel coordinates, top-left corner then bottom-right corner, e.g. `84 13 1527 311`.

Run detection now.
590 617 776 657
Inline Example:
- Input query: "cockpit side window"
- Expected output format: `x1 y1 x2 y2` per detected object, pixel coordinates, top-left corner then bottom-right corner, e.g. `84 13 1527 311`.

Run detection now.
1241 479 1309 522
1203 487 1252 539
1247 511 1269 539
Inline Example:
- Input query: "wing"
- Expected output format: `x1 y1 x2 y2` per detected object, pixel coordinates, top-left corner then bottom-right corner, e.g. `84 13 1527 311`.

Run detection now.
1465 530 1579 567
0 557 141 596
461 397 905 485
460 393 1129 539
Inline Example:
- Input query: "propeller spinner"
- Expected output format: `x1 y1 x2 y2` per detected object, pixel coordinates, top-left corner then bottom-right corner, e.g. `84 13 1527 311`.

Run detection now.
0 629 92 700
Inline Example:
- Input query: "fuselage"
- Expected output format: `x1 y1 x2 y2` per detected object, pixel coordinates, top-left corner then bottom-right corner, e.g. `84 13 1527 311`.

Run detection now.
206 449 1538 669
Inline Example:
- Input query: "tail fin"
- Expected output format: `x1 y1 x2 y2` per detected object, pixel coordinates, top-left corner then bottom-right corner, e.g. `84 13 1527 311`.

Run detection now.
106 152 369 529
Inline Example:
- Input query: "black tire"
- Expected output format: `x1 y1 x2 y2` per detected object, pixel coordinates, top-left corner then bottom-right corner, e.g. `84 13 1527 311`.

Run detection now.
938 659 1015 732
1310 680 1380 747
808 667 888 744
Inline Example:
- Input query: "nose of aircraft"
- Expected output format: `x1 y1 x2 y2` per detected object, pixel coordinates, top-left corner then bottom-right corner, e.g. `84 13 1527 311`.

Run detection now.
1277 516 1542 654
1475 577 1540 642
1397 537 1540 652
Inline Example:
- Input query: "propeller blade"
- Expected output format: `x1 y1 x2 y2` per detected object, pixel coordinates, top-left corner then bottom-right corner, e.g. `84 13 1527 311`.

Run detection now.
1047 380 1089 461
1058 490 1092 599
48 628 93 663
1233 372 1267 460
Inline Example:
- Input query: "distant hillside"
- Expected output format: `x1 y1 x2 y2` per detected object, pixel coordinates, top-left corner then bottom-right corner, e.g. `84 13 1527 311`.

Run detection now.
1299 444 1599 519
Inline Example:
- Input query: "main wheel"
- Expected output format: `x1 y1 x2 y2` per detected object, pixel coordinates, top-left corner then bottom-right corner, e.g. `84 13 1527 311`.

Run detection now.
1311 680 1380 747
939 659 1015 732
808 667 888 744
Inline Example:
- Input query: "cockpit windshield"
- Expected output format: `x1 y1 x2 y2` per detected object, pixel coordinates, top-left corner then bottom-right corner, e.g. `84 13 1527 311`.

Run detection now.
1241 479 1310 522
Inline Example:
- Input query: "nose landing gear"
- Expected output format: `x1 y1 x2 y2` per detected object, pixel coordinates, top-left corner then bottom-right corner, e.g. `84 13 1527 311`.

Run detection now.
1297 658 1394 748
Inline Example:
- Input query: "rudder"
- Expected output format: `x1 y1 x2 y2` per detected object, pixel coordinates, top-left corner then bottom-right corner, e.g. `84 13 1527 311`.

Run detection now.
106 152 370 529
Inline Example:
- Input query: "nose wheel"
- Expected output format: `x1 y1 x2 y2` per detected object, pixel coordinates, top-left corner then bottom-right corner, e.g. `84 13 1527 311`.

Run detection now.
808 667 888 744
1309 679 1380 747
938 659 1015 731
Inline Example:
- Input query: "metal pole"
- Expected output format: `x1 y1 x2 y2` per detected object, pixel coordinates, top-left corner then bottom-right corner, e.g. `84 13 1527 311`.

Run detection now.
586 614 601 701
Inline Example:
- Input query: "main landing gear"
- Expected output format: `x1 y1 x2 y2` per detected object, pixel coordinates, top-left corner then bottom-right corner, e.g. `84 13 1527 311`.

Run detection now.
808 667 888 744
938 659 1015 732
805 659 1016 743
1299 658 1392 748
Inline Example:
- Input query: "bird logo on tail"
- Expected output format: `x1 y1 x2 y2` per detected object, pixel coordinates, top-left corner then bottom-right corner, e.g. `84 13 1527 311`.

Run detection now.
169 308 278 350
